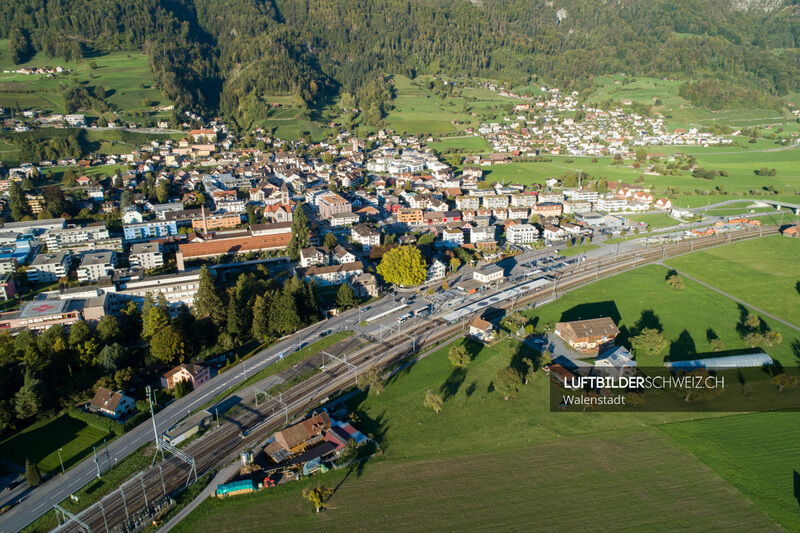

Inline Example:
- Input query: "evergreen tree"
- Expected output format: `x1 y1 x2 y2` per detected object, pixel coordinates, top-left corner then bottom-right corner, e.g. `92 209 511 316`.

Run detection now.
25 460 41 488
324 232 338 250
8 182 30 222
335 283 358 310
120 301 143 342
226 296 247 338
141 293 170 339
251 294 272 341
98 344 127 374
287 206 310 261
15 372 44 420
193 267 225 325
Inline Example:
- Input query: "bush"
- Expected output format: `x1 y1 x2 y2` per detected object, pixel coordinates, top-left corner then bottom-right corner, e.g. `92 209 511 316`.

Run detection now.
67 406 124 436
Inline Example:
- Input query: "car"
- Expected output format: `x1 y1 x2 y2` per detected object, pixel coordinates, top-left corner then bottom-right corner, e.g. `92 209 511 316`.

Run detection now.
6 480 21 491
319 330 331 337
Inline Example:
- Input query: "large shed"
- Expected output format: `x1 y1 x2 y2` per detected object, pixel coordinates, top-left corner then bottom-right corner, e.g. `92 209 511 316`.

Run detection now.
664 352 773 371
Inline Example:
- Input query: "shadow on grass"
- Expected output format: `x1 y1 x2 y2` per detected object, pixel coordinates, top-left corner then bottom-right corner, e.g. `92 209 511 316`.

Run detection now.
559 301 621 325
440 368 467 401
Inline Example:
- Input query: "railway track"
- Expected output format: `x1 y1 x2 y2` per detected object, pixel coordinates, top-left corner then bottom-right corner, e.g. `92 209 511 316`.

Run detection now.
52 225 777 533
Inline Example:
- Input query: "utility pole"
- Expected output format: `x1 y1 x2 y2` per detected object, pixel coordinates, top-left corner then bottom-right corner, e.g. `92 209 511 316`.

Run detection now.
57 448 65 475
93 446 101 478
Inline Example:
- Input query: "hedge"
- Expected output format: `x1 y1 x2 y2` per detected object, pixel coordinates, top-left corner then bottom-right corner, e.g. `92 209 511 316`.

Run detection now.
67 407 152 436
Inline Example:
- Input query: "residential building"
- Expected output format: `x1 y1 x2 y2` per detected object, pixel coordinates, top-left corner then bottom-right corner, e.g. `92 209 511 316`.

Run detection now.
332 245 357 264
0 273 16 300
398 208 423 226
470 225 496 243
442 228 464 247
597 198 628 212
482 195 510 209
350 225 380 250
318 195 351 219
532 202 563 217
88 388 136 420
469 317 495 342
27 251 71 283
427 258 446 281
191 210 241 232
114 269 204 310
555 318 620 352
77 251 116 282
563 200 593 214
161 363 211 390
300 246 330 268
350 273 379 298
129 242 164 270
294 261 365 286
330 211 360 227
45 224 111 251
455 196 480 211
595 346 636 377
506 224 539 244
123 220 178 241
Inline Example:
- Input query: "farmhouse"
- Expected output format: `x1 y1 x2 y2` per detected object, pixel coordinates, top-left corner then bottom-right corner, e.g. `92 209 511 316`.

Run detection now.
555 317 620 352
88 388 136 420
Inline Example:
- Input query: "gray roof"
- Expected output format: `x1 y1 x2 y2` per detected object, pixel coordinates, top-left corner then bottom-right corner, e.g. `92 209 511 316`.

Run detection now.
665 353 773 371
130 242 162 255
79 251 114 266
30 251 70 267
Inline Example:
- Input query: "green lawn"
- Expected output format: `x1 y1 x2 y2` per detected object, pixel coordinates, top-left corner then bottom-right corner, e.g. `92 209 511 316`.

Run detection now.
662 412 800 532
0 414 111 474
624 213 679 228
665 235 800 327
557 243 599 257
522 263 800 366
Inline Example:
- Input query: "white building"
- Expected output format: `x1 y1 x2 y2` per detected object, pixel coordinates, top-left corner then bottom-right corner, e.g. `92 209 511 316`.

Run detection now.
597 198 628 212
27 251 71 283
77 251 117 282
427 258 446 281
473 265 504 284
350 225 380 250
45 224 110 251
129 242 164 270
442 228 464 247
506 224 539 244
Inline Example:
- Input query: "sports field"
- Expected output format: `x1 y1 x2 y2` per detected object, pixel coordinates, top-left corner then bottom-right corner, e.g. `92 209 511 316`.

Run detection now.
665 235 800 327
662 412 800 531
0 414 111 474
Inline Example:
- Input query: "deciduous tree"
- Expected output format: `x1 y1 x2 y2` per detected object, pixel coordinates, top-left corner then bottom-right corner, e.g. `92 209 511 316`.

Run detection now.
303 485 333 513
377 246 427 286
494 367 523 400
448 344 470 368
630 328 668 358
424 389 443 413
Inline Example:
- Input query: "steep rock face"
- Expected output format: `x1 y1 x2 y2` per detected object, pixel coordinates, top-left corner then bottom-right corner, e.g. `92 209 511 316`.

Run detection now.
730 0 784 12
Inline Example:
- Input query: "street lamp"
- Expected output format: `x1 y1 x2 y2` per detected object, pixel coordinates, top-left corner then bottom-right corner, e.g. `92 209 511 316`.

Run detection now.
58 448 65 475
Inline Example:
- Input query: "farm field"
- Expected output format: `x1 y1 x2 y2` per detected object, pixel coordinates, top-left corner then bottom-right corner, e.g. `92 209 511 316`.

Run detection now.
0 414 111 475
665 235 800 327
173 429 777 533
662 413 800 532
0 41 168 119
521 263 800 366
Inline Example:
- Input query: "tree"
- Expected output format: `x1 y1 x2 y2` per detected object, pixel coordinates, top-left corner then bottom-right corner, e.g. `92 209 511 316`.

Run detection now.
193 267 225 325
8 28 32 65
96 315 122 344
324 232 338 250
25 460 41 488
743 332 763 348
150 325 185 363
121 301 142 342
678 369 723 402
335 283 359 310
98 344 127 374
68 320 93 348
494 367 523 400
744 313 761 330
450 257 461 274
174 379 192 399
448 344 470 367
141 293 170 339
666 271 684 290
8 181 30 221
360 367 385 395
710 338 725 352
424 389 443 413
156 181 169 203
63 168 78 188
120 189 134 209
377 246 427 286
772 373 798 391
417 232 435 245
626 392 645 406
286 206 310 261
764 330 783 346
15 372 45 420
635 148 647 162
303 485 333 513
630 328 668 358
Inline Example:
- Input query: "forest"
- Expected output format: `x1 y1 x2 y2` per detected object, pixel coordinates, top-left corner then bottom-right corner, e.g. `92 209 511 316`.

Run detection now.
3 0 800 129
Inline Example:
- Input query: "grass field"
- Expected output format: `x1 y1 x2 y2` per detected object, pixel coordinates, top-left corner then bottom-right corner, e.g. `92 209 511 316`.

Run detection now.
0 414 110 474
0 41 167 118
624 213 679 228
173 429 776 533
662 413 800 531
557 243 599 257
522 263 800 366
665 235 800 326
174 330 787 531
